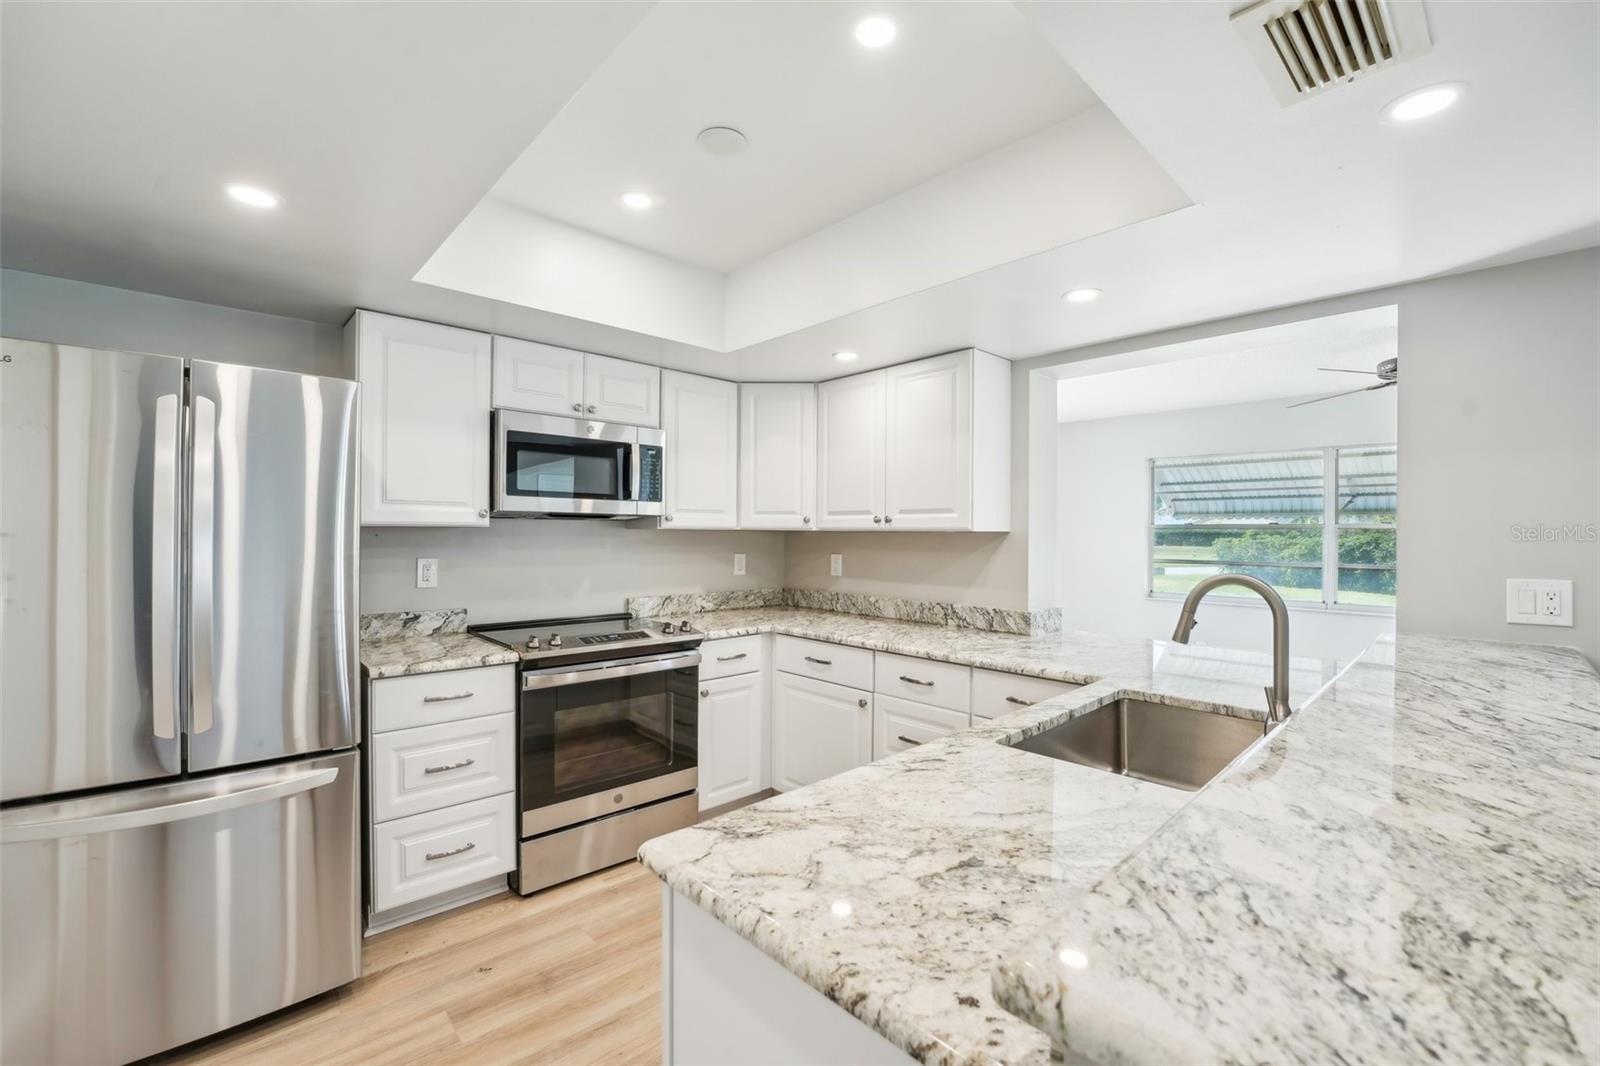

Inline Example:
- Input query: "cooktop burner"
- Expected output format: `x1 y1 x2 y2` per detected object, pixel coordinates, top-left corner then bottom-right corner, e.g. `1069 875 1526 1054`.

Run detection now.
469 613 701 668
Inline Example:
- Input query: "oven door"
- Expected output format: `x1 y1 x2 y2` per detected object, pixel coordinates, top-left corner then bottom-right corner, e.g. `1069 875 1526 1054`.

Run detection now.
494 410 637 516
519 650 700 836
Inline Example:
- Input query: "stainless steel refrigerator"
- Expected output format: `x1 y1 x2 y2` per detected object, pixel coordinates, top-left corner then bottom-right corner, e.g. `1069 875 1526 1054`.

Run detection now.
0 339 362 1065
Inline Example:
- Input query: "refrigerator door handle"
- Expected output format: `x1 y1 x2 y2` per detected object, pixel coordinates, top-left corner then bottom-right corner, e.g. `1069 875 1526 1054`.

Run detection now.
151 393 181 742
0 766 338 844
190 393 217 735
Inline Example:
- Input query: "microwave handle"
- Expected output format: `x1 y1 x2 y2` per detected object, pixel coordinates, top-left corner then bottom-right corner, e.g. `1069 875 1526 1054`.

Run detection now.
629 440 641 503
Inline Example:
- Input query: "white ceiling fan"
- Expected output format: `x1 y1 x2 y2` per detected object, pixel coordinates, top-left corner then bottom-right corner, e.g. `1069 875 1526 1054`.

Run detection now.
1289 357 1398 408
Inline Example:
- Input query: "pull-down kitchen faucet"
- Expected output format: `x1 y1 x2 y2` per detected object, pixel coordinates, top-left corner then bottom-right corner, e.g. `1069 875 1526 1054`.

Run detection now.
1171 573 1292 731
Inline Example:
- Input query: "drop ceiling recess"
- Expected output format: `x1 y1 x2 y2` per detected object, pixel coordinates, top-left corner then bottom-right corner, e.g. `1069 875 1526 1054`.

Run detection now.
1232 0 1433 105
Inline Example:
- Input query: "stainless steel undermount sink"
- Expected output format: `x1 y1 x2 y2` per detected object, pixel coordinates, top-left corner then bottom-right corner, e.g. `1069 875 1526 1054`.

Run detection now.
1007 698 1264 792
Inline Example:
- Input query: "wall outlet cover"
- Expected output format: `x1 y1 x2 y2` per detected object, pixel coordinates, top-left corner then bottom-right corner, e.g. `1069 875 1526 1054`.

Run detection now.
830 553 843 577
416 557 438 589
733 553 747 576
1505 578 1572 627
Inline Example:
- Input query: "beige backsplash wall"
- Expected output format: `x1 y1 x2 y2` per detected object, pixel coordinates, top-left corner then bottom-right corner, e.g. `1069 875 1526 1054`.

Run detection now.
360 522 786 624
782 532 1024 609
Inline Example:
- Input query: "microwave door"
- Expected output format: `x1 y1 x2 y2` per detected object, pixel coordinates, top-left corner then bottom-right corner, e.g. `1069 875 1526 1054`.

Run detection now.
494 411 637 516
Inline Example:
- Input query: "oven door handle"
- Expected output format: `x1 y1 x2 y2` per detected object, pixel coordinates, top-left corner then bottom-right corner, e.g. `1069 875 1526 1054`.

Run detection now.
522 649 702 690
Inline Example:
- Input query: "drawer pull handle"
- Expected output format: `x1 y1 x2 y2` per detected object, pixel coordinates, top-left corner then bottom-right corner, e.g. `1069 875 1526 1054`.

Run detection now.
717 653 748 662
423 758 476 775
896 735 923 746
425 841 477 862
804 655 833 666
423 692 474 704
898 675 934 687
1005 696 1036 706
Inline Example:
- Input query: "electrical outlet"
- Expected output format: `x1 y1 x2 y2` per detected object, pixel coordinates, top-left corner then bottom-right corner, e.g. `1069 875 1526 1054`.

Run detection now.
1505 579 1572 627
830 553 843 577
416 558 438 589
733 553 747 576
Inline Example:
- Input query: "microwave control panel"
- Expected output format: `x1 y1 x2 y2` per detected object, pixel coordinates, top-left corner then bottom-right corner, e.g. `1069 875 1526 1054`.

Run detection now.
638 445 663 503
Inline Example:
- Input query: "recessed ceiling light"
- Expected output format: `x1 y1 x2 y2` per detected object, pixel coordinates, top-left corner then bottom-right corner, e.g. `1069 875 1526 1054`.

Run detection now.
620 191 656 211
697 126 749 157
1062 288 1102 304
832 350 859 362
1382 82 1465 124
224 183 280 209
854 16 897 48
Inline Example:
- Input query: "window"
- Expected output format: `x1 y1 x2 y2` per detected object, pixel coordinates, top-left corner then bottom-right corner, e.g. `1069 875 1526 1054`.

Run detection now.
1150 445 1396 610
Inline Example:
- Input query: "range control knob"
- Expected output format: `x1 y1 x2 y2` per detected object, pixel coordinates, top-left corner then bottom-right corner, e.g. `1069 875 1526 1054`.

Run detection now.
677 620 694 633
524 636 540 651
548 633 562 648
660 622 676 634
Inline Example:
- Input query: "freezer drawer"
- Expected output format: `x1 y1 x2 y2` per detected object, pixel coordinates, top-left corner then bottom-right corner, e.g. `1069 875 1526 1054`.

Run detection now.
0 751 360 1066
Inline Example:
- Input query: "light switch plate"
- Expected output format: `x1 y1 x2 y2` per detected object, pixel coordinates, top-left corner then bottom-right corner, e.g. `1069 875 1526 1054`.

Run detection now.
416 558 438 589
830 553 843 577
1506 578 1572 626
733 553 746 576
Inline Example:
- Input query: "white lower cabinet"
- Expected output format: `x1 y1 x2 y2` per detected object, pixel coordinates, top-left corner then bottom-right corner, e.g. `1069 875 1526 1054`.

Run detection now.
371 713 516 823
872 694 970 761
371 792 517 913
698 671 767 811
970 668 1082 720
770 672 873 792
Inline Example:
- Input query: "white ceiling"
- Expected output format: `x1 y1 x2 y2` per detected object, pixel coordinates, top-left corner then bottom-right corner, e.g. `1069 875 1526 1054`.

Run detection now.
490 1 1096 273
1055 307 1399 422
2 1 1596 384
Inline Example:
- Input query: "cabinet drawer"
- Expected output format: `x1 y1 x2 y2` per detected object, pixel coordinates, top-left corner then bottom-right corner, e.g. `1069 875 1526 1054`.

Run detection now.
873 651 971 713
971 668 1083 720
773 636 873 690
372 713 516 823
873 693 970 760
372 793 515 913
699 635 766 681
371 665 516 733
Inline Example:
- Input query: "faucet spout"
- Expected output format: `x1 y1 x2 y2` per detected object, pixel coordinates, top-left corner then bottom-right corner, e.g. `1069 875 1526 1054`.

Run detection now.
1169 573 1292 729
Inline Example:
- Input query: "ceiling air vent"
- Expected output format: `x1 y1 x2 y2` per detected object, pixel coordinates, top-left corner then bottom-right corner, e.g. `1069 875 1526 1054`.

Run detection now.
1232 0 1432 106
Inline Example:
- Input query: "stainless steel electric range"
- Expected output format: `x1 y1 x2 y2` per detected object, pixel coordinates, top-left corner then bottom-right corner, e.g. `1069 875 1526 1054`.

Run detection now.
471 614 702 894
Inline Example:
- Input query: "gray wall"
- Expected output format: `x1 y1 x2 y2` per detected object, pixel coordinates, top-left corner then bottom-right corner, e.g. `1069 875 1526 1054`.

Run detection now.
1 268 348 377
1021 247 1600 664
361 523 786 623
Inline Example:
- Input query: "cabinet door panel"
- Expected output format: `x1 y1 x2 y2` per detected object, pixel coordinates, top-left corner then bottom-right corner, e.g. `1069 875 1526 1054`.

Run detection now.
739 383 816 530
770 673 872 792
883 352 970 530
355 312 491 526
698 673 766 810
492 337 584 416
661 371 738 528
816 371 885 530
585 353 660 427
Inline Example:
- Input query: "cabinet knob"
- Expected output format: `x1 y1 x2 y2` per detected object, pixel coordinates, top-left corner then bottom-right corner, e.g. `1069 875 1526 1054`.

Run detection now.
857 698 869 709
586 404 597 414
700 688 710 698
884 515 893 525
571 403 583 412
478 509 489 518
872 515 883 524
802 515 811 524
665 514 674 523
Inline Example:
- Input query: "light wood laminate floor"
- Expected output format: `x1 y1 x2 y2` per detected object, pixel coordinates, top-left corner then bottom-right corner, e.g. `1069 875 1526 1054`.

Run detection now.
156 861 662 1066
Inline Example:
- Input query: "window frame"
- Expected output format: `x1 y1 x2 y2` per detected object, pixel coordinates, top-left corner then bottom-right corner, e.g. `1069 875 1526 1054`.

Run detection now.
1147 443 1396 615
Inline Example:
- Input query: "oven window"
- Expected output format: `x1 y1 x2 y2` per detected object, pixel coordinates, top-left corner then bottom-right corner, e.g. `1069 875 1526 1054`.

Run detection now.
505 432 628 501
522 663 698 809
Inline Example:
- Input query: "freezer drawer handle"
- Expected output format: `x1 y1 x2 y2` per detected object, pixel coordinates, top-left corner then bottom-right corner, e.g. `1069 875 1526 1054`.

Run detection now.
0 767 338 844
425 841 476 862
1005 696 1036 707
804 655 833 666
898 675 934 687
896 735 924 746
422 692 475 704
423 758 476 775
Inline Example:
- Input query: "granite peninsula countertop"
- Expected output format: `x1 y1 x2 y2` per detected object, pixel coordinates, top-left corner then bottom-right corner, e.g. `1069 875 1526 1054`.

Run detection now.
637 615 1600 1066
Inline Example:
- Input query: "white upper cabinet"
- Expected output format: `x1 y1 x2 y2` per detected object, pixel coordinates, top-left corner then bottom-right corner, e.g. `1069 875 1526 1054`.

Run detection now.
492 340 660 427
351 311 491 527
660 370 738 529
585 353 660 427
739 383 816 530
492 337 585 417
816 370 886 530
817 350 1010 533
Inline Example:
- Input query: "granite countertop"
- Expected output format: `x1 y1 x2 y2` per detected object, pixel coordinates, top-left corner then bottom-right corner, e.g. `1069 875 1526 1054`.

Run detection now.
638 611 1600 1066
358 608 519 679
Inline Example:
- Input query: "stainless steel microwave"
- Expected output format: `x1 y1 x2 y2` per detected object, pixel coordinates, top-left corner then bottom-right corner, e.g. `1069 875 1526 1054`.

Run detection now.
492 410 664 518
